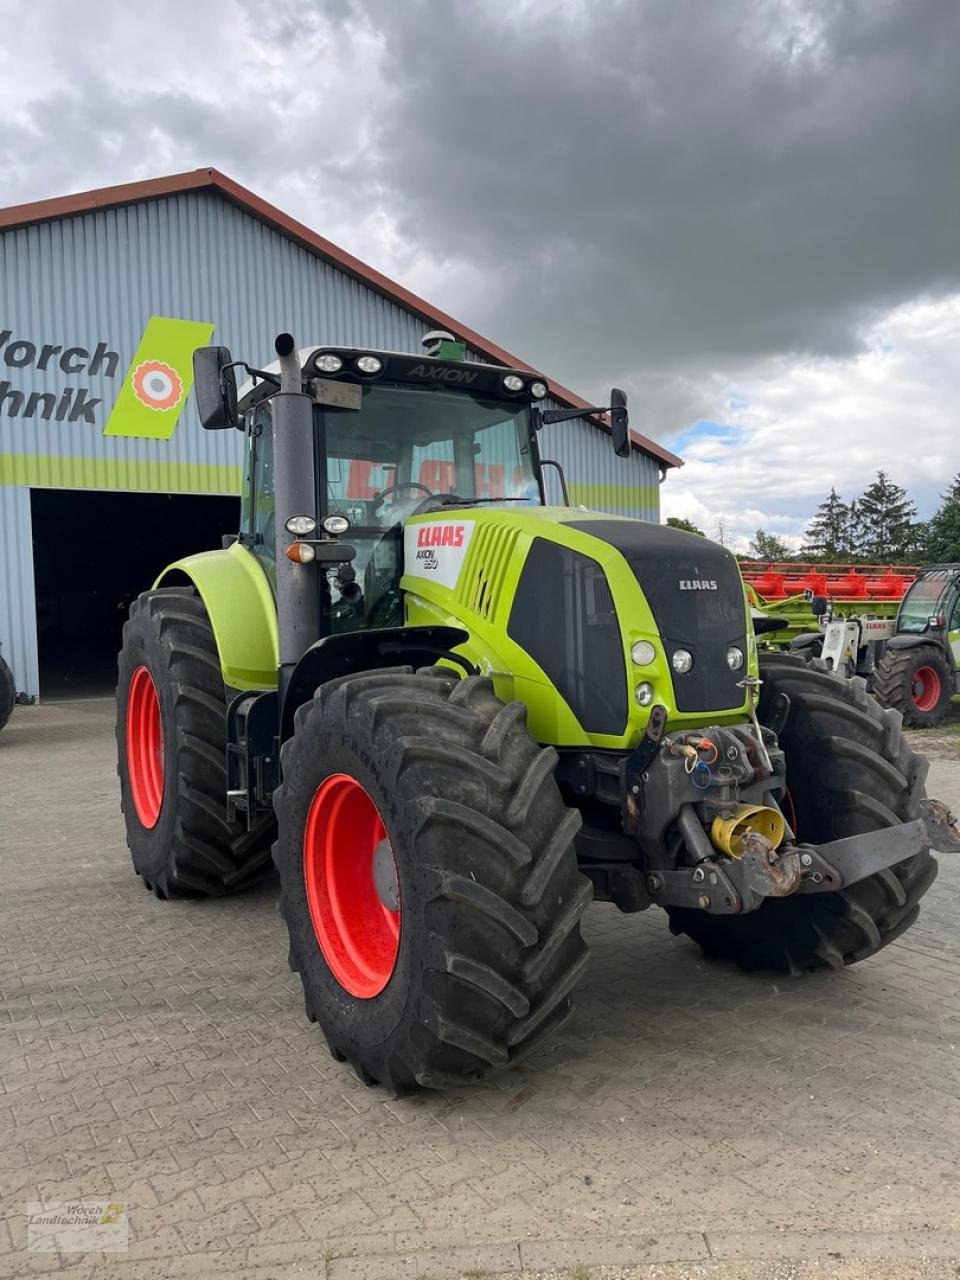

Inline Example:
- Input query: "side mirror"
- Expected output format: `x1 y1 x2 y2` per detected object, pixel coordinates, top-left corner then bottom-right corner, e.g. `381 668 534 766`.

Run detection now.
610 387 630 457
193 346 239 430
809 594 829 619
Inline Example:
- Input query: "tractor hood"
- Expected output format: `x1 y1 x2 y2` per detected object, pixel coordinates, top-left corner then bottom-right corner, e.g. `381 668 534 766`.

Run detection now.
401 507 754 749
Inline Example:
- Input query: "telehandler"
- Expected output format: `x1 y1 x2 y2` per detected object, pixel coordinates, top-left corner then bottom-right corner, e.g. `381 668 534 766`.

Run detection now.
117 330 952 1091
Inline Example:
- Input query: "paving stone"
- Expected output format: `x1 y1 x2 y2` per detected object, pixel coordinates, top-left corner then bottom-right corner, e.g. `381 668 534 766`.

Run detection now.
2 700 960 1279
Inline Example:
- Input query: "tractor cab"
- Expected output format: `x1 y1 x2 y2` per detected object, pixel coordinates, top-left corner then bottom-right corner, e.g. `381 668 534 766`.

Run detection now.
233 336 547 633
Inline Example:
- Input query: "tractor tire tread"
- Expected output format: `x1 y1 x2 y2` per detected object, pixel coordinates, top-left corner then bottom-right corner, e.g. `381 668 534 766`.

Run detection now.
116 587 275 898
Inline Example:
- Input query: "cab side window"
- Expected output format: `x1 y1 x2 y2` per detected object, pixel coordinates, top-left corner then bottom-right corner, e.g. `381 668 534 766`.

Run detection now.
241 404 276 586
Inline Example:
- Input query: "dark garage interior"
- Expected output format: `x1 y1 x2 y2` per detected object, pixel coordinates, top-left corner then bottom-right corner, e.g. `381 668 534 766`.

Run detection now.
31 489 241 698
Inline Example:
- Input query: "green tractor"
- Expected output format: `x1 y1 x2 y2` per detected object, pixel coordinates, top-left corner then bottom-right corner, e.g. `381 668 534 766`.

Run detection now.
872 566 960 727
116 331 952 1092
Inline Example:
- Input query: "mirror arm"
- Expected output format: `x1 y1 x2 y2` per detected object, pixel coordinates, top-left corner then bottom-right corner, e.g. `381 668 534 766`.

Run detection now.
538 405 609 426
221 361 281 390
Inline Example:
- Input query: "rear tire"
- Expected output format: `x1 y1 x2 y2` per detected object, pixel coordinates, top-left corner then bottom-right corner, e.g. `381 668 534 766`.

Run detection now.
667 651 937 973
0 652 14 731
873 643 953 727
273 667 591 1092
116 587 275 897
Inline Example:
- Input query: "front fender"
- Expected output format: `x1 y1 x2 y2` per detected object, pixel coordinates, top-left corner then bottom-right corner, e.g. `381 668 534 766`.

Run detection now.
154 542 279 690
885 633 945 654
281 626 469 740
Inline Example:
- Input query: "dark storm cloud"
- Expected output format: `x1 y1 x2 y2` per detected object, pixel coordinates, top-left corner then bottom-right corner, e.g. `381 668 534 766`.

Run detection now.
1 0 958 433
343 0 960 407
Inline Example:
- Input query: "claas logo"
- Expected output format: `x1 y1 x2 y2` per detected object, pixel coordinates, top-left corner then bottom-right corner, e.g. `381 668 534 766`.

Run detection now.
416 524 466 548
132 360 183 411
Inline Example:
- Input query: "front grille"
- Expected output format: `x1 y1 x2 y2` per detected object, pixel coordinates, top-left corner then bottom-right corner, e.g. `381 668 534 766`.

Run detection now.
569 519 748 714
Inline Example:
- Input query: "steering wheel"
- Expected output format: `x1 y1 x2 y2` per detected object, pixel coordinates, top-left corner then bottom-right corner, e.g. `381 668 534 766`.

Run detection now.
371 482 433 519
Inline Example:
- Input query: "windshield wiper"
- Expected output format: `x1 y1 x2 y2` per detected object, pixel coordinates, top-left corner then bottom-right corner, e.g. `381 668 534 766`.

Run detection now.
433 496 530 506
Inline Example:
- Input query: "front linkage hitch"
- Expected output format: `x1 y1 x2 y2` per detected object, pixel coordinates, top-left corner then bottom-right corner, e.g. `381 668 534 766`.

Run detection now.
621 705 960 917
644 801 958 916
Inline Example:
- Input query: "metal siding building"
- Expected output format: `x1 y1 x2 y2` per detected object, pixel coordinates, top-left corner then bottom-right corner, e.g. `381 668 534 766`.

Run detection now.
0 170 679 697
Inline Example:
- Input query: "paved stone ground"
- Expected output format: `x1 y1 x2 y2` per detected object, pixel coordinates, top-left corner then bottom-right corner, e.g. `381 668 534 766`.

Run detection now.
1 698 959 1279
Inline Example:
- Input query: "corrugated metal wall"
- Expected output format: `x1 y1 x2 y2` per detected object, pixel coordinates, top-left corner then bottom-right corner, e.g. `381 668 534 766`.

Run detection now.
0 189 663 695
0 486 38 697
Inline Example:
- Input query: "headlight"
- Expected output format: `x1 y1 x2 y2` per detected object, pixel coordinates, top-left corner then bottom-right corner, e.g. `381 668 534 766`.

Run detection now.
502 374 524 392
726 645 744 671
631 640 656 666
355 355 382 374
315 353 342 373
529 380 548 399
671 648 693 674
285 514 317 536
322 514 350 535
634 681 654 706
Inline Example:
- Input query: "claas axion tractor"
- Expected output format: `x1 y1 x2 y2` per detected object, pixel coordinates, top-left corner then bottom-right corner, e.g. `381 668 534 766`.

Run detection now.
117 330 954 1092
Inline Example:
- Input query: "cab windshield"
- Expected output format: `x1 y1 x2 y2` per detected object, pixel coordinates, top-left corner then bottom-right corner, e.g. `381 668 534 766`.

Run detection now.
321 382 539 630
322 382 540 528
899 576 951 633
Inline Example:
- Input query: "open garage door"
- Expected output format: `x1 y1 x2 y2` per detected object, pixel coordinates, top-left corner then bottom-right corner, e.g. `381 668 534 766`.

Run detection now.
31 489 240 699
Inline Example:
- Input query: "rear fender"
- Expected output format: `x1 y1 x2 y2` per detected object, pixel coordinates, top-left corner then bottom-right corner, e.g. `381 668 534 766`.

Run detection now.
154 542 279 690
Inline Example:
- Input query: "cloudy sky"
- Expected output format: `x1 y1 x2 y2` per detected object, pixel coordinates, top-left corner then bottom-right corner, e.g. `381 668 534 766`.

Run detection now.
2 0 958 549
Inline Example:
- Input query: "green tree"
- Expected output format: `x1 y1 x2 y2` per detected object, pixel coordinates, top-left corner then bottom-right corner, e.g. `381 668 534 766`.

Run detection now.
804 488 853 560
665 516 705 536
922 473 960 563
854 471 918 562
748 528 790 561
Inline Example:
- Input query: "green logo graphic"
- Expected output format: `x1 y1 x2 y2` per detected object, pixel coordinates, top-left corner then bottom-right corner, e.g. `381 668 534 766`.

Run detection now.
103 316 214 440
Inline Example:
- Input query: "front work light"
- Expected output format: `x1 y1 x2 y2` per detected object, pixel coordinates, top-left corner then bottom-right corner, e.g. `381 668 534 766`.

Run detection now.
529 380 548 399
671 648 693 674
316 353 343 373
355 355 382 374
285 515 317 536
502 374 524 392
322 515 350 535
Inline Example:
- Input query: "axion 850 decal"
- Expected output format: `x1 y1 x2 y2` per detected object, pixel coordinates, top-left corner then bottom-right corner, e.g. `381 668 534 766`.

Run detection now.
403 520 475 590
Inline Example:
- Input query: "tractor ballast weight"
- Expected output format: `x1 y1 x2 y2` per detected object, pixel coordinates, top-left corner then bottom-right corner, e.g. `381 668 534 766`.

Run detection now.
116 331 953 1091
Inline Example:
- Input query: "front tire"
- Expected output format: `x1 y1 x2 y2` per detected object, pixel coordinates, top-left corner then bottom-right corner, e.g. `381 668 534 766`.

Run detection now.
873 643 953 727
116 587 275 897
667 651 937 973
274 668 591 1092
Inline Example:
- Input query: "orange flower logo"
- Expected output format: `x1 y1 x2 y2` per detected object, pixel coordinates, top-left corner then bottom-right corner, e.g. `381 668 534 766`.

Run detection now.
132 360 183 411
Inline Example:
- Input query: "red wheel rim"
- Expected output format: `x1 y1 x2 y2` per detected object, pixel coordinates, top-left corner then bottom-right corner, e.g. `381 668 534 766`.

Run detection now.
911 666 941 712
303 774 401 999
126 665 164 828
